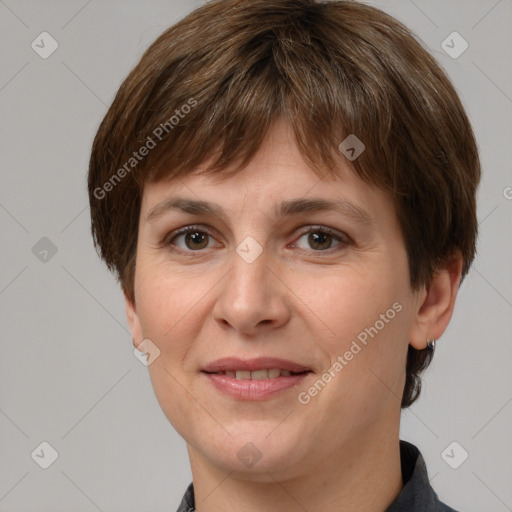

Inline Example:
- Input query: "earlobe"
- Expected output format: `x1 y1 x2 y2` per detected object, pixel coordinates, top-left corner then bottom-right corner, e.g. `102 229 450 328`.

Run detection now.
409 254 463 350
124 292 143 349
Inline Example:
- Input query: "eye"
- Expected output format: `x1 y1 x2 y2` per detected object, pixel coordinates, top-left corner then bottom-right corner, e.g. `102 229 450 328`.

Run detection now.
162 225 350 254
165 226 217 251
292 227 349 252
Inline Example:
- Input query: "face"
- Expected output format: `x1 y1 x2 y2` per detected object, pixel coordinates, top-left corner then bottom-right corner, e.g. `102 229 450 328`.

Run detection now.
126 117 424 480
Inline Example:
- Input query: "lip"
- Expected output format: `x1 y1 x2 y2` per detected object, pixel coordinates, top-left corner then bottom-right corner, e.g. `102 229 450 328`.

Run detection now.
202 357 311 373
203 372 310 400
201 357 312 401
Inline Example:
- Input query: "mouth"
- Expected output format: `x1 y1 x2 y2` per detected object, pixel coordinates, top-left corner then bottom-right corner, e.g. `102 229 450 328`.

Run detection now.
205 368 310 379
201 357 313 400
202 356 312 375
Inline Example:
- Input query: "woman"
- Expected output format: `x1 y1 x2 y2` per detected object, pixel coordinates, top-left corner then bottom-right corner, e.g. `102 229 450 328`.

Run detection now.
88 1 480 510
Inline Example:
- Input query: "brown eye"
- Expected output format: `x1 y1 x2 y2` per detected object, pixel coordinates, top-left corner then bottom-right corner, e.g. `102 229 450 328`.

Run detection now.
294 227 348 252
183 231 210 250
307 232 334 251
165 227 215 252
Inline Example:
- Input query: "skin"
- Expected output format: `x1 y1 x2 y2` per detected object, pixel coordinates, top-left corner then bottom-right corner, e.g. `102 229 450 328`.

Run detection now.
125 117 463 511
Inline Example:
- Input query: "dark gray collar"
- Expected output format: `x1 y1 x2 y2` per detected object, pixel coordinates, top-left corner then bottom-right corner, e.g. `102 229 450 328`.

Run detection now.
177 440 459 511
385 440 459 511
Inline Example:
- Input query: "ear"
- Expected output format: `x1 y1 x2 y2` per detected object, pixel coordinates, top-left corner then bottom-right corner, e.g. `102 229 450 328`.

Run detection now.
124 291 144 350
409 253 464 350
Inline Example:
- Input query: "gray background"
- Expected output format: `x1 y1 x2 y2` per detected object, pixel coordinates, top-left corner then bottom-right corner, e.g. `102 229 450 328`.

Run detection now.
0 0 511 510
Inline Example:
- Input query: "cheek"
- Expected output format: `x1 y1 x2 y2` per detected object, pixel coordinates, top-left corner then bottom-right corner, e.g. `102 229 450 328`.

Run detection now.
133 263 210 361
134 266 210 436
294 267 404 344
295 263 410 400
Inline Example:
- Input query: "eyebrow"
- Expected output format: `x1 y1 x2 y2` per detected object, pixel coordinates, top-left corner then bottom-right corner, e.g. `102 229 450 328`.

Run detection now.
145 197 373 226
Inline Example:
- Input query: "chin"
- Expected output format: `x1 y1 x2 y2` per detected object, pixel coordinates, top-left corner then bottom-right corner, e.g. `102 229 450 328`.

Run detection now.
194 426 308 478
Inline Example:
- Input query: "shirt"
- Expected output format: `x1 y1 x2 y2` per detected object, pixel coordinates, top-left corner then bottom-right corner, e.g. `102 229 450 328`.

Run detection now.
176 440 459 512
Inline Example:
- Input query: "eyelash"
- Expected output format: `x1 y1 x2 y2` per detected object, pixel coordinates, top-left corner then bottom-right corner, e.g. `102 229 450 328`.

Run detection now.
161 224 351 255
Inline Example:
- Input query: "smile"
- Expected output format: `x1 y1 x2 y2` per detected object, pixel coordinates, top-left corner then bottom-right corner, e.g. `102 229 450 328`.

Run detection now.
212 369 304 379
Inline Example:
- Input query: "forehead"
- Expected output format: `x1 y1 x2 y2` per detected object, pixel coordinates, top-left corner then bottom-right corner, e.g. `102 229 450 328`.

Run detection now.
140 118 389 222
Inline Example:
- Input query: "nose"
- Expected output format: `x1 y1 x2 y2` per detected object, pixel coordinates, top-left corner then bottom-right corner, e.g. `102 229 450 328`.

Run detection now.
212 242 291 336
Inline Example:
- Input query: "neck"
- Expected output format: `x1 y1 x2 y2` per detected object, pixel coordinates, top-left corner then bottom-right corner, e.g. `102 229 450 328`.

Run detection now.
187 429 403 512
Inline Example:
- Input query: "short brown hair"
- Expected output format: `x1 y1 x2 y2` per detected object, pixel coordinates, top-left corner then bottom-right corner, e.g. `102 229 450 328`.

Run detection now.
88 0 481 407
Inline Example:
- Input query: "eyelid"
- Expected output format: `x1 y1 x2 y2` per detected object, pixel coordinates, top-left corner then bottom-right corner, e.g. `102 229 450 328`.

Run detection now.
160 224 219 248
292 225 354 255
293 225 352 245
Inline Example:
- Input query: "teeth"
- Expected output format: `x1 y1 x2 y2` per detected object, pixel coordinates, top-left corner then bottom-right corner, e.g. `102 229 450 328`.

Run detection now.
268 368 281 379
224 368 296 380
251 369 268 380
